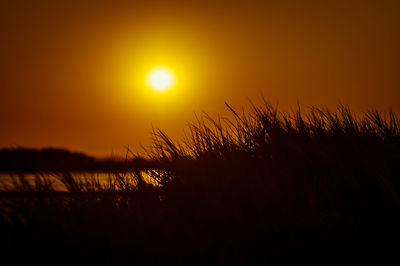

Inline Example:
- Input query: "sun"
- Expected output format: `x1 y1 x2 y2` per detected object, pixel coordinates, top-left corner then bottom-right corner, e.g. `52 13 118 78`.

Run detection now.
147 67 175 92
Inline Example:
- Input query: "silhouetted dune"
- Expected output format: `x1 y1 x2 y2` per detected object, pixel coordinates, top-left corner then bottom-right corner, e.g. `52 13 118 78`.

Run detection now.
0 102 399 265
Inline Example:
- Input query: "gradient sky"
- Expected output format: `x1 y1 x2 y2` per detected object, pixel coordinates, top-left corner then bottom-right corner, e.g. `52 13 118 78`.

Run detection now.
1 0 399 157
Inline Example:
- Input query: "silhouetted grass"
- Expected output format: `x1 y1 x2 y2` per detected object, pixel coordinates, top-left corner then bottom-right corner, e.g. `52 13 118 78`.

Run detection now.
1 101 399 265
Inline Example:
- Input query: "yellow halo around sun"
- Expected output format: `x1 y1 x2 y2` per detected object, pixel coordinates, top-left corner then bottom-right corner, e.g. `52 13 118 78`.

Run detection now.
147 67 175 92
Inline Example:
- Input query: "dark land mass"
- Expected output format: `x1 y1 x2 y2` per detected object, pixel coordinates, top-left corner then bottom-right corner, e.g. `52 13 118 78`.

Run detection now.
0 147 154 172
1 103 400 265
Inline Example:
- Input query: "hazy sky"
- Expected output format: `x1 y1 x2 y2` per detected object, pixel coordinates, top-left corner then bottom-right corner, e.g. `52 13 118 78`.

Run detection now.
1 0 399 157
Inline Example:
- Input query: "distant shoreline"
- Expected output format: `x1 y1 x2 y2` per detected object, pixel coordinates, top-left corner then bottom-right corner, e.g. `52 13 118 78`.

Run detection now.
0 147 156 173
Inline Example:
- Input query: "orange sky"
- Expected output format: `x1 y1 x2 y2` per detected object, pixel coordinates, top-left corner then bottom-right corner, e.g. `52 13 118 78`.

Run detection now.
1 0 399 157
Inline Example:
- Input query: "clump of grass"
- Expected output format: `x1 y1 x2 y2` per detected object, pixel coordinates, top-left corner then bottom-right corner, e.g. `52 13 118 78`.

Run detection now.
146 102 400 217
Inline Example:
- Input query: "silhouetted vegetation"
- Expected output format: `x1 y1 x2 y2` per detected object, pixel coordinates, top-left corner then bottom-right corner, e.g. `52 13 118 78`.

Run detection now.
1 101 399 265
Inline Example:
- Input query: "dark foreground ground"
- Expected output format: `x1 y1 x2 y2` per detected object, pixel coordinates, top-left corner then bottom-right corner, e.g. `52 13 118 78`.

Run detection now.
1 103 399 265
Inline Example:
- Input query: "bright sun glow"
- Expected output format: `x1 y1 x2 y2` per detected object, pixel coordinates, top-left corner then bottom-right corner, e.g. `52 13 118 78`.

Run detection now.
147 67 175 92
